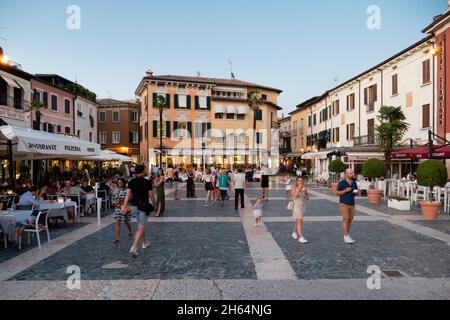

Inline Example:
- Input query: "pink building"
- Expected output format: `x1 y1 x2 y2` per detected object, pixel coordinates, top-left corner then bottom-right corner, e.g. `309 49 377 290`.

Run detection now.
30 79 75 134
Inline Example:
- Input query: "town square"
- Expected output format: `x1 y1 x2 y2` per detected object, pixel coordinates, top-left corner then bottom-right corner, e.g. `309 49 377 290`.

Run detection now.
0 0 450 303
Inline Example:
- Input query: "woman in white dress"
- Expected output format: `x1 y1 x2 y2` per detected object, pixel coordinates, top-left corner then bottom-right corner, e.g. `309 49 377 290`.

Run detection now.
285 174 292 199
291 177 309 244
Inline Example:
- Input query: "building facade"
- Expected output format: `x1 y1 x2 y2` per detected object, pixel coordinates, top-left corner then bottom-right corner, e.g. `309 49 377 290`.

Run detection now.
135 72 282 172
75 96 97 143
97 98 140 163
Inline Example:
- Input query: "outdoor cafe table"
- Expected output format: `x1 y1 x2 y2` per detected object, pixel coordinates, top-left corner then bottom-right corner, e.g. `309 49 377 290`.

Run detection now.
39 201 77 222
0 210 33 242
81 193 96 210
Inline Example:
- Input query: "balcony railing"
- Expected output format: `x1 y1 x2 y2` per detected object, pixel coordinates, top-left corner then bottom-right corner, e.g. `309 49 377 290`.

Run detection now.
353 135 377 146
0 94 28 110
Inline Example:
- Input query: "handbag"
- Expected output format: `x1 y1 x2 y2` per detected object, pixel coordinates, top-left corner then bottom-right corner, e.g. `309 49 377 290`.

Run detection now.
287 200 294 211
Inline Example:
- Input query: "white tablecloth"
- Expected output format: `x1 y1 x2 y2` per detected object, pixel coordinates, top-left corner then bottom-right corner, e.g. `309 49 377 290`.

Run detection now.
40 201 77 220
81 193 96 207
0 210 33 241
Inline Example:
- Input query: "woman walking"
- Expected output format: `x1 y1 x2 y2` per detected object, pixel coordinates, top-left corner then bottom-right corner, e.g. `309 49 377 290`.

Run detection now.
261 165 269 201
155 168 165 217
204 169 214 206
112 178 132 244
186 167 196 198
291 177 309 244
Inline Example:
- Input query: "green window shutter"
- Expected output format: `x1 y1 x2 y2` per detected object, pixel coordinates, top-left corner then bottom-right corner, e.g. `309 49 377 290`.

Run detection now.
195 96 200 110
173 121 179 138
207 97 211 110
152 93 157 108
166 121 170 138
174 95 179 109
186 95 191 109
187 122 192 137
153 120 158 138
256 110 262 121
165 94 171 109
207 123 211 138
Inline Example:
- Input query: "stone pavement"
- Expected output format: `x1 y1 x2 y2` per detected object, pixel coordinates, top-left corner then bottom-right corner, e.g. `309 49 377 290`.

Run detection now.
1 177 450 300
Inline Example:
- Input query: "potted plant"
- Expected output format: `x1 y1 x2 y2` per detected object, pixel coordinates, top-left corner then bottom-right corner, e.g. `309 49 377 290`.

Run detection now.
329 159 347 193
416 159 448 220
388 196 410 211
362 158 386 204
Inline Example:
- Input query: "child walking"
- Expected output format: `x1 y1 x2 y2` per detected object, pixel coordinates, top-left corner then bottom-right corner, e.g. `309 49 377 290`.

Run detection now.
253 197 264 227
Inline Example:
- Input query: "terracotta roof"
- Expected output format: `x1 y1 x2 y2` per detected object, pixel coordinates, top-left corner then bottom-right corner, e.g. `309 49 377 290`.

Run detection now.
137 74 282 94
97 98 138 106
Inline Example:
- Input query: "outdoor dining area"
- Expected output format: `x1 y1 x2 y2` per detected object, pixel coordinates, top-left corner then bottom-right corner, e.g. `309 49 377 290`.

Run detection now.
0 125 132 252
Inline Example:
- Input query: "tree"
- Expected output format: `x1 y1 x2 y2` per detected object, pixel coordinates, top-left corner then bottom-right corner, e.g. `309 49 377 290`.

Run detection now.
247 90 264 167
154 95 167 167
375 106 409 174
26 100 46 130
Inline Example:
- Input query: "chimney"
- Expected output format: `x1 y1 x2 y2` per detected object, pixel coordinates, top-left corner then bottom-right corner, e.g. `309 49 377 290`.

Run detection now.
146 69 154 77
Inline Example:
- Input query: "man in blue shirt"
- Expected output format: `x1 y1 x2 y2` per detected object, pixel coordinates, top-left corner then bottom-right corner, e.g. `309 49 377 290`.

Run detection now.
336 169 358 244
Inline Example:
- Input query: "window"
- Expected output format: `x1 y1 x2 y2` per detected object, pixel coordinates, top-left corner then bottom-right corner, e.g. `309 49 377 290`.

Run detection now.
346 123 355 140
112 111 120 122
99 111 106 123
346 94 355 111
34 90 43 103
423 59 431 84
333 127 340 143
89 132 92 142
215 113 224 119
237 133 245 143
237 114 245 120
112 131 120 144
65 126 71 134
51 94 58 111
261 94 267 101
392 74 398 96
226 113 235 120
89 107 93 115
64 99 71 115
131 131 139 144
47 124 55 133
99 132 107 144
333 100 340 115
313 114 317 125
77 130 81 137
364 84 378 112
422 104 430 128
255 109 263 121
131 111 138 123
144 123 148 139
308 115 311 127
199 96 207 109
256 132 263 144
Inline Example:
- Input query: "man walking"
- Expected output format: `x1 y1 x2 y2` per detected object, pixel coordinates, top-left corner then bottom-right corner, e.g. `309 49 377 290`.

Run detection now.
233 167 246 210
336 168 358 244
122 165 155 257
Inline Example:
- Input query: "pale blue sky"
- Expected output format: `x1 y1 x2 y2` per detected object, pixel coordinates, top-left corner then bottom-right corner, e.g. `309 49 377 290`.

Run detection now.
0 0 447 113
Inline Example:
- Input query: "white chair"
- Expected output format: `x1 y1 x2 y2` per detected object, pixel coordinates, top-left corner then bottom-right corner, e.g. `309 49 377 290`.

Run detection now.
19 209 50 250
65 194 83 221
412 186 429 207
97 190 109 211
377 180 387 199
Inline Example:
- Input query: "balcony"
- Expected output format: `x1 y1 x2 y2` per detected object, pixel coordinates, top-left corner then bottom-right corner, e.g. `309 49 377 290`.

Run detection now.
280 131 291 138
0 94 28 110
298 127 304 134
353 135 377 146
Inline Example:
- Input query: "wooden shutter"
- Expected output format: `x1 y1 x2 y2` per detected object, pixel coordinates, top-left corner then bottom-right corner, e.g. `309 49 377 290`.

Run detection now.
373 84 378 102
152 93 157 108
422 104 430 128
166 121 171 138
195 96 199 110
165 94 171 109
392 74 398 95
43 92 48 106
423 60 430 84
207 97 211 110
186 95 191 109
364 88 368 105
129 132 133 143
153 120 158 137
187 122 192 137
207 123 211 138
173 121 179 138
256 110 262 121
174 94 179 108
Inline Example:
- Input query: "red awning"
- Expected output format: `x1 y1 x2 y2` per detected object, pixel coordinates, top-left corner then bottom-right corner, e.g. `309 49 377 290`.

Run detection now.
391 145 439 159
433 145 450 159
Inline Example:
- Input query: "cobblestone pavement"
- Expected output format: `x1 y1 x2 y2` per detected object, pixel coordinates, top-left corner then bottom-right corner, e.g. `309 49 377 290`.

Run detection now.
1 177 450 299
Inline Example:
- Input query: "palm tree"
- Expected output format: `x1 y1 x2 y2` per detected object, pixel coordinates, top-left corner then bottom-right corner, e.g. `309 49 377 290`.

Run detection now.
375 106 409 175
247 90 264 167
154 95 167 167
26 100 46 130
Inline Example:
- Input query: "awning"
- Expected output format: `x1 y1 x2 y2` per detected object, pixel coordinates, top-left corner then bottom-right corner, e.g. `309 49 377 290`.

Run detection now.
0 125 100 160
315 150 332 160
301 152 317 160
226 105 237 114
0 75 20 89
237 106 248 114
391 144 439 159
211 129 225 138
214 105 225 113
347 152 384 161
432 145 450 159
84 150 132 162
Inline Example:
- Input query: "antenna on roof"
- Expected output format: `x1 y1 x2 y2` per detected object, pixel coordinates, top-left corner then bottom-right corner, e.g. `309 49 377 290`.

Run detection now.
196 71 203 77
227 60 235 79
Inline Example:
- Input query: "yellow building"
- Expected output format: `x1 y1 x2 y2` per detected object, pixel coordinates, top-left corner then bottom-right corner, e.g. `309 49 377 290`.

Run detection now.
135 71 282 171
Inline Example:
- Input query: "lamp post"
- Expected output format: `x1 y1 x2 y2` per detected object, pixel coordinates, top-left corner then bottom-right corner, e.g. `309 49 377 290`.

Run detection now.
159 107 163 168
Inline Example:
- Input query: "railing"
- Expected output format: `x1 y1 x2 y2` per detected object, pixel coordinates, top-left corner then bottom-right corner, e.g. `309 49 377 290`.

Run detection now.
353 135 377 146
0 94 28 110
280 131 291 138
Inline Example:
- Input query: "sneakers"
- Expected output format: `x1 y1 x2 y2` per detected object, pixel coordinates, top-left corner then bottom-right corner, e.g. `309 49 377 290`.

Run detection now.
204 203 210 207
344 235 356 244
299 237 308 244
142 241 150 249
292 232 299 240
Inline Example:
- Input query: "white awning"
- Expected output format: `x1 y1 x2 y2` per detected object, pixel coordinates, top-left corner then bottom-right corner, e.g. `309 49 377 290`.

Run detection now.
1 75 20 89
226 105 237 114
301 152 317 160
347 152 384 161
211 129 225 138
237 106 248 114
0 125 100 160
214 105 225 113
84 150 132 162
316 150 332 160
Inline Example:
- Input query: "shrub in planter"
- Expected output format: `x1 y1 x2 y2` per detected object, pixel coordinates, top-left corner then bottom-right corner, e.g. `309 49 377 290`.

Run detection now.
417 159 448 220
362 158 386 204
329 159 347 193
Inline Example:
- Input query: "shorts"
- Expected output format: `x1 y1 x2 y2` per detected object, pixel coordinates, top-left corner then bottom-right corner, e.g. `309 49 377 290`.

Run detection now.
205 182 214 191
113 209 131 222
133 207 148 226
340 204 356 220
15 219 31 229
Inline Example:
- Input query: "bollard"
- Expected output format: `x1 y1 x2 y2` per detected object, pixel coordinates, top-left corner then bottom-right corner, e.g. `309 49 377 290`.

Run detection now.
97 198 102 226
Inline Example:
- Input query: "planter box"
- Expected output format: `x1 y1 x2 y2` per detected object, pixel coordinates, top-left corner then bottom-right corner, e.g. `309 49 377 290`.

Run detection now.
388 199 410 211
